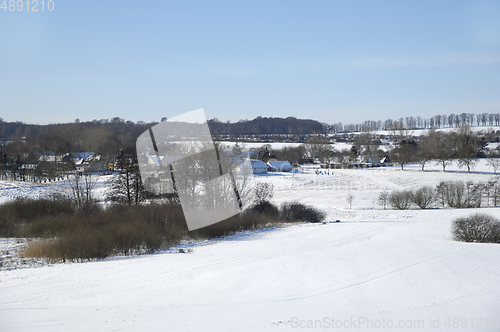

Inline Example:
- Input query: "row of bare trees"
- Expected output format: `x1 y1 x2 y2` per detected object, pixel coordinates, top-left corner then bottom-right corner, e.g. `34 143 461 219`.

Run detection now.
324 112 500 134
390 125 490 172
380 178 500 210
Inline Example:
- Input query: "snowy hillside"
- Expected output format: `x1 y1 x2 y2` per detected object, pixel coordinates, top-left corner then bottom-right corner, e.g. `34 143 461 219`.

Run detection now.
1 162 500 331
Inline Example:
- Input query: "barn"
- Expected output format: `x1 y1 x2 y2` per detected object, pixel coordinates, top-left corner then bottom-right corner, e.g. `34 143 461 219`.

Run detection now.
267 160 293 172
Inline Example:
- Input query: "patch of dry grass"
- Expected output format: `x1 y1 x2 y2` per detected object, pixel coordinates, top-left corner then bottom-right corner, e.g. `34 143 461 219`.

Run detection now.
5 199 326 261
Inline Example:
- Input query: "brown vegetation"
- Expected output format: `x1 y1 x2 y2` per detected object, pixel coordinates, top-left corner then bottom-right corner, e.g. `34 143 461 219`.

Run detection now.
1 198 325 261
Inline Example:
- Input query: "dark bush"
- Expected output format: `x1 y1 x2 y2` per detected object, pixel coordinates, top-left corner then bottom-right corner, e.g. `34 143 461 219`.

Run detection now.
22 215 80 238
191 212 273 239
0 198 75 237
452 213 500 243
280 202 326 223
21 202 188 260
246 201 280 219
14 197 325 261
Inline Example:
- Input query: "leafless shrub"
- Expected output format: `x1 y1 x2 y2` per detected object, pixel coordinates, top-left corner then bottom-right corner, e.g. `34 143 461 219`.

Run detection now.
452 213 500 243
254 182 274 204
435 181 466 208
464 180 482 208
435 181 448 208
389 190 413 210
488 176 500 207
411 186 434 209
378 190 389 209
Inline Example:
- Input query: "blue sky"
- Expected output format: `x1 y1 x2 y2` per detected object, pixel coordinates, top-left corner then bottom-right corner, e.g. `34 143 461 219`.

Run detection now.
1 0 499 125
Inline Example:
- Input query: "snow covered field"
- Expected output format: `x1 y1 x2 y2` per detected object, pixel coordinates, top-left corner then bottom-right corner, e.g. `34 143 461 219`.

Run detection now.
0 176 109 205
1 161 500 331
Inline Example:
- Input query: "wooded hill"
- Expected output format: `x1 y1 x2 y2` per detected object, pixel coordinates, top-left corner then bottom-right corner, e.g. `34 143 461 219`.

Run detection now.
207 116 324 135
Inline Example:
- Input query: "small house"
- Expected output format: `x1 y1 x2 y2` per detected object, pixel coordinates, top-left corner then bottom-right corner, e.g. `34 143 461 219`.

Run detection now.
250 160 269 174
267 160 293 172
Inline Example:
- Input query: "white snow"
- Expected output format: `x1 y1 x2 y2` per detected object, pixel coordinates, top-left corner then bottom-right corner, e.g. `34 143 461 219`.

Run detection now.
0 175 113 205
0 181 61 204
222 142 303 150
1 162 500 331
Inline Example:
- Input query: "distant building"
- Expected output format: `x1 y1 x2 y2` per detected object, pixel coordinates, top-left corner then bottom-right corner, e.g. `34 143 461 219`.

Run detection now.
250 160 269 174
360 155 391 167
64 152 96 164
267 160 293 172
62 152 102 173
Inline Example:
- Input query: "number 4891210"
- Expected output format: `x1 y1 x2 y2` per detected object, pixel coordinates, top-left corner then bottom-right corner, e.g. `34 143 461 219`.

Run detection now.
1 0 55 11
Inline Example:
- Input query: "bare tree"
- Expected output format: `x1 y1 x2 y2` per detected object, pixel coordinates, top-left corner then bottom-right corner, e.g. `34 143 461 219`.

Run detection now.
106 149 148 205
68 171 100 211
487 158 500 174
435 180 466 208
106 164 146 205
430 131 453 171
347 193 354 209
415 133 433 171
456 125 483 173
390 123 416 170
492 177 500 207
393 138 417 170
274 145 306 164
304 136 333 163
457 150 477 173
378 190 389 209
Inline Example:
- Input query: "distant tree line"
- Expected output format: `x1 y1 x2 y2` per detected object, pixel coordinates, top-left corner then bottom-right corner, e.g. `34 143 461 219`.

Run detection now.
208 116 324 136
2 112 500 183
2 112 499 147
0 117 154 182
323 112 500 134
0 117 153 154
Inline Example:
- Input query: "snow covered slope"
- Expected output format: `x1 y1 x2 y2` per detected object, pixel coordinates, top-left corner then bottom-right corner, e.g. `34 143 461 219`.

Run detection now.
1 165 500 331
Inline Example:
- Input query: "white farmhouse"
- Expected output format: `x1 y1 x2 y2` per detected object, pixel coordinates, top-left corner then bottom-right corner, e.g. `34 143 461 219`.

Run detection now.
267 160 293 172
